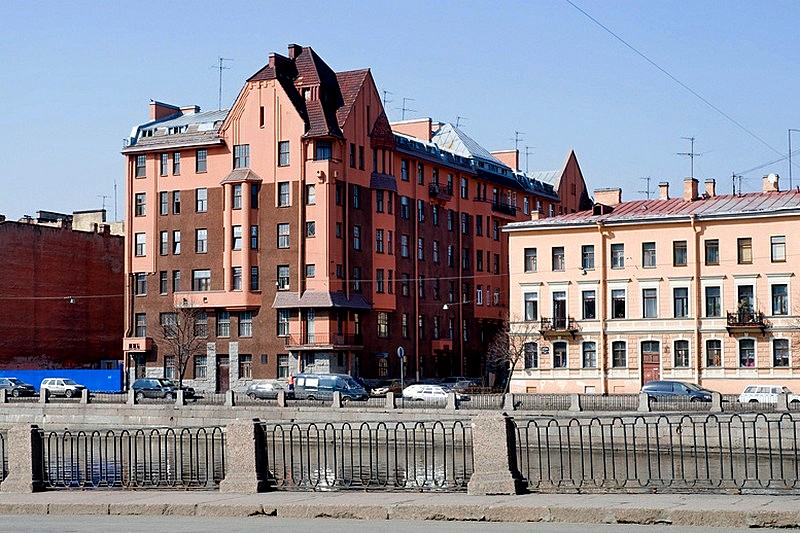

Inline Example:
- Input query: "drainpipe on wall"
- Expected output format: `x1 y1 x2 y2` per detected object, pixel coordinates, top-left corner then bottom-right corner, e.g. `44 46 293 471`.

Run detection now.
690 214 702 385
298 139 308 371
596 221 608 394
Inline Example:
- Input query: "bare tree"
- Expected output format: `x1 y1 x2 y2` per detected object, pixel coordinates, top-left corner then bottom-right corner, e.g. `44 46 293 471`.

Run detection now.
486 317 540 393
157 303 207 388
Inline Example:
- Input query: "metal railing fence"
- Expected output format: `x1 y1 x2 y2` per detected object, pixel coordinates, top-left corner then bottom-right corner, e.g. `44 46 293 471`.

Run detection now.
260 420 473 491
40 427 224 489
515 413 800 494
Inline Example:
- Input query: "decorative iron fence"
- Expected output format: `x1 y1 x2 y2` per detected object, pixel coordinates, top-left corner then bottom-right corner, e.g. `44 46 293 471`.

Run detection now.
515 413 800 493
40 427 224 489
260 420 473 491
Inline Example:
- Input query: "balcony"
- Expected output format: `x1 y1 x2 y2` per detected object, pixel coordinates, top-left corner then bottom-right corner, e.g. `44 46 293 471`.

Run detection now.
284 333 364 350
123 337 153 352
174 290 261 311
428 182 452 200
539 317 579 338
726 310 768 334
491 200 517 217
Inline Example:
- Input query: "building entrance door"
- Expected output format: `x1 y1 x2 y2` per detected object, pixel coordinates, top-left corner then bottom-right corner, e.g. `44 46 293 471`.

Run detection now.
216 356 230 393
641 341 660 384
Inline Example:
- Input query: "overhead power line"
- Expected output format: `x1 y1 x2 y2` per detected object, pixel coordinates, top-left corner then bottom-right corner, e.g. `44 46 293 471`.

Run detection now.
564 0 783 158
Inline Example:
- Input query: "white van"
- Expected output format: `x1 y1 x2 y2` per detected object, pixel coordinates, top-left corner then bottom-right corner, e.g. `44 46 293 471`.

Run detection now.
738 384 800 404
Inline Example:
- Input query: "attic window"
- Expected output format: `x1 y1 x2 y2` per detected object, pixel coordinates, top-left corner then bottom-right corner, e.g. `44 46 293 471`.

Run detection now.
141 130 154 138
303 88 312 101
167 125 187 135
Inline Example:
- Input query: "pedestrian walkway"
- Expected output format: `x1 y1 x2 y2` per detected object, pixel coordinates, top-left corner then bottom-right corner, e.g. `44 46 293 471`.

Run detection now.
0 490 799 528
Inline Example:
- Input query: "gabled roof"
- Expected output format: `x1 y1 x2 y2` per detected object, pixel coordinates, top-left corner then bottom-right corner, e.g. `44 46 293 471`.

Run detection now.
336 69 370 126
527 169 560 188
431 123 505 166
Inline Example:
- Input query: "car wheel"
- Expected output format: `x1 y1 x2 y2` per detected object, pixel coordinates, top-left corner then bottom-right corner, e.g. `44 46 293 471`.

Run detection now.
648 396 657 403
247 393 256 399
11 389 20 398
342 396 350 404
64 389 74 398
791 400 799 404
135 391 145 402
165 392 174 400
690 397 699 402
307 395 316 401
749 399 758 403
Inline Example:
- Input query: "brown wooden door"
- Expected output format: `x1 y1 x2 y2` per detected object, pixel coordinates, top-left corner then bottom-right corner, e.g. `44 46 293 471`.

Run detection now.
641 341 660 384
216 356 230 393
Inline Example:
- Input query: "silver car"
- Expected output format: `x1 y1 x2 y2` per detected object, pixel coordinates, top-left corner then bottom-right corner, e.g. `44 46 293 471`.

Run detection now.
246 381 286 400
40 378 87 398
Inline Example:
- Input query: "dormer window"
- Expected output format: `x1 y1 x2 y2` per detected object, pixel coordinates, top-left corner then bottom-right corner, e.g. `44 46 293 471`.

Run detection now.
303 88 312 101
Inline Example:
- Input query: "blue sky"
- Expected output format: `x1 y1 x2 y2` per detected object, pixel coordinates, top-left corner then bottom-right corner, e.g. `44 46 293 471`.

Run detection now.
2 0 799 220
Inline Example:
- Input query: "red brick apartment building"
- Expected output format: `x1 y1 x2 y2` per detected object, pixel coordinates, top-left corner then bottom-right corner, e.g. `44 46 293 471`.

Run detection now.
0 211 123 369
121 44 590 392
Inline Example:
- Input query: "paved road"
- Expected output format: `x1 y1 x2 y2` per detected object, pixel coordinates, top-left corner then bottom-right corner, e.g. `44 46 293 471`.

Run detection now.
0 516 763 532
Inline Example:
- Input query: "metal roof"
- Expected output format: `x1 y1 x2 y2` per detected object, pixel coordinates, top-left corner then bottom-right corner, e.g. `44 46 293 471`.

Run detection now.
431 123 506 166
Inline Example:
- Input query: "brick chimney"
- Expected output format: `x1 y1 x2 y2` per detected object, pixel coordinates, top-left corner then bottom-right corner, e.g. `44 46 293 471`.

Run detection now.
288 43 303 59
593 188 622 206
704 179 716 197
180 105 200 115
658 182 670 200
683 178 699 201
149 100 180 121
762 173 780 193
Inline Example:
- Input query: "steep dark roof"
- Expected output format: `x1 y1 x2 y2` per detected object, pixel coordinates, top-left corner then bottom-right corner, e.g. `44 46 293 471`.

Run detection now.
336 69 370 126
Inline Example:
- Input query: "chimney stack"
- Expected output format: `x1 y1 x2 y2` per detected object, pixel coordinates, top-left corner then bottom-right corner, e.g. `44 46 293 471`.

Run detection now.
658 182 670 200
593 188 622 206
288 43 303 59
683 177 699 201
704 179 716 198
762 174 780 193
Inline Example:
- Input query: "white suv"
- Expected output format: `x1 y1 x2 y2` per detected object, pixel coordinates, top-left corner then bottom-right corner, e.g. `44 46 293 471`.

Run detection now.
40 378 87 398
738 385 800 404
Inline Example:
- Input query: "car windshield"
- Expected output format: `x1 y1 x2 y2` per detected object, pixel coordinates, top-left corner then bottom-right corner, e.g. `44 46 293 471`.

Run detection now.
7 379 24 385
158 379 176 387
783 387 793 394
684 383 705 392
344 378 360 389
62 379 78 385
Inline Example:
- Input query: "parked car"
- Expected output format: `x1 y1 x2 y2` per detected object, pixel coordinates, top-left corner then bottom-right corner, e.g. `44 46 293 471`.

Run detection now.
246 380 287 400
293 373 369 402
440 376 472 387
640 380 714 402
0 377 36 397
40 378 87 398
369 379 403 396
738 385 800 404
132 378 194 401
402 384 469 403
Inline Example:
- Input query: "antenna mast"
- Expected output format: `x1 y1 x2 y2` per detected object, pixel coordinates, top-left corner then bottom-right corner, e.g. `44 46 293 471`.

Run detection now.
399 97 416 120
514 131 525 151
382 90 393 108
456 116 468 128
212 57 233 110
525 146 534 173
638 177 653 200
677 136 701 180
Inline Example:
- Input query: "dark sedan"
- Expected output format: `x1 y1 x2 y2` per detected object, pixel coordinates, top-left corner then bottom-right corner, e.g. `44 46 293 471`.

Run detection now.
641 380 714 402
0 377 36 397
132 378 194 401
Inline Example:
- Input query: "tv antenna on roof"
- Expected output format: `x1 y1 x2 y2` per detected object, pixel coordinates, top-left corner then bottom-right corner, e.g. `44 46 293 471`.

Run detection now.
525 146 534 173
677 136 702 180
398 97 416 120
638 177 654 200
382 90 393 108
514 131 525 151
211 57 233 110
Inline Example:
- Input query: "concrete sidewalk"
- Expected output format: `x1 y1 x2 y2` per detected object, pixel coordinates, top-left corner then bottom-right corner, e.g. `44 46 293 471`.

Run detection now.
0 491 799 528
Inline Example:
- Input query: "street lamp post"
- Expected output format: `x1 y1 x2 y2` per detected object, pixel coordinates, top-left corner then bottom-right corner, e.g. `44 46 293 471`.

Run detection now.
789 129 800 190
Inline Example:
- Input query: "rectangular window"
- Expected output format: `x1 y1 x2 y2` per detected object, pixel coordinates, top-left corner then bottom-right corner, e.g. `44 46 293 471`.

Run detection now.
418 238 425 261
196 149 207 172
523 342 538 369
673 287 689 318
705 286 721 317
349 143 356 168
250 225 259 249
233 144 250 168
376 269 384 293
581 245 594 270
553 342 567 368
192 269 211 291
611 243 624 268
642 242 656 268
195 228 207 253
277 265 289 290
232 266 242 291
772 284 788 315
358 146 364 170
706 339 722 367
401 313 409 338
771 235 786 262
277 354 290 379
135 155 146 177
673 240 687 266
277 223 290 249
239 311 253 337
377 312 389 338
277 182 290 206
278 141 290 166
447 209 454 231
461 248 469 270
353 225 361 250
524 248 537 272
417 163 424 185
401 274 410 297
774 339 790 367
277 309 290 337
552 247 565 271
476 285 483 306
737 237 752 264
642 288 658 318
418 199 426 222
400 234 409 258
172 270 180 292
196 188 207 212
159 231 168 255
400 159 408 180
172 230 181 254
172 191 180 214
524 293 538 321
164 356 175 379
305 221 315 238
305 184 316 206
400 196 409 219
250 266 259 290
232 225 241 250
159 191 168 215
195 312 208 338
216 311 230 338
134 312 146 336
352 266 362 292
460 177 468 199
159 271 168 294
739 339 755 367
611 289 625 318
582 342 597 368
134 193 146 216
134 233 146 256
612 341 627 367
375 229 384 253
314 140 332 161
352 184 360 209
433 241 440 263
674 340 689 367
375 190 384 212
232 184 242 209
172 152 180 175
305 264 315 278
461 212 469 234
582 290 596 319
705 239 719 265
194 355 207 379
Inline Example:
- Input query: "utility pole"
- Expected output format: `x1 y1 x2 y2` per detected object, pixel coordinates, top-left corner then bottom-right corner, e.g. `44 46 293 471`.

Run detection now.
638 177 653 200
399 97 416 120
211 57 233 110
677 136 701 180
